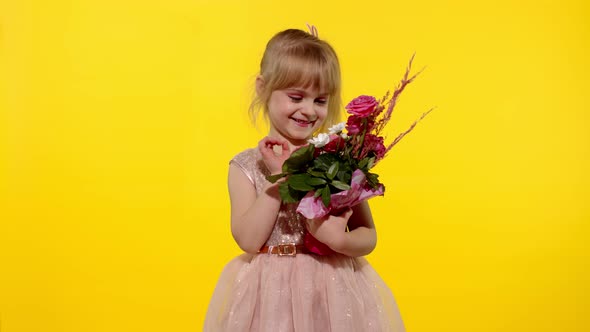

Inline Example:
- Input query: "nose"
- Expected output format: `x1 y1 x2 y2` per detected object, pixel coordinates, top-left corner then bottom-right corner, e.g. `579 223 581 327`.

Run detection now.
299 100 316 118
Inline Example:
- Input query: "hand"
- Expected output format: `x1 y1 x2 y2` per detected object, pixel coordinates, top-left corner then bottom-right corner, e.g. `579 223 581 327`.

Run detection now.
258 137 291 175
305 208 353 251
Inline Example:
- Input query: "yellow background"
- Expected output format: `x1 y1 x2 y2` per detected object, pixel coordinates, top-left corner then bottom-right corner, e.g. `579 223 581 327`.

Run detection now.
1 0 588 331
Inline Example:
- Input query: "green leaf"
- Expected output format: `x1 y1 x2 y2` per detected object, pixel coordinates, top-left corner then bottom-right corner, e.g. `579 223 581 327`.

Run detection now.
339 162 352 171
307 170 326 178
287 173 315 191
283 144 314 173
266 173 286 183
336 170 350 182
279 182 298 203
306 177 327 186
279 181 309 202
330 180 351 191
314 153 339 171
321 185 331 208
314 189 323 198
365 172 380 188
366 157 376 170
327 162 339 180
358 157 369 169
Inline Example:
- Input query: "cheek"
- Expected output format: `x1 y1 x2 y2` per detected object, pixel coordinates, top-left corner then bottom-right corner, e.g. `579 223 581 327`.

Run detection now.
314 111 328 130
317 108 329 121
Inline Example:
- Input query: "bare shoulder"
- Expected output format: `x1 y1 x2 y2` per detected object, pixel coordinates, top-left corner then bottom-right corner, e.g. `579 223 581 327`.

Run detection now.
228 149 258 215
228 163 256 194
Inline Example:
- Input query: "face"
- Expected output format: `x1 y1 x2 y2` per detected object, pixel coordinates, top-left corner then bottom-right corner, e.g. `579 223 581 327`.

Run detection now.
266 86 329 147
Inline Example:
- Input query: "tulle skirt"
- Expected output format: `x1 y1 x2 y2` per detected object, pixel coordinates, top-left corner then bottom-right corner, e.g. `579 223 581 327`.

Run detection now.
204 252 405 332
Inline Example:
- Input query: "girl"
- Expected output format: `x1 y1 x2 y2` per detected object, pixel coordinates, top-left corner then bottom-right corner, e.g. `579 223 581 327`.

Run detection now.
204 28 405 332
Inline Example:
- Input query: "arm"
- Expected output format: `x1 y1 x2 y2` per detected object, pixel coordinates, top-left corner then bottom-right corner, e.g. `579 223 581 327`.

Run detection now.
229 137 291 254
228 164 282 254
306 201 377 257
341 201 378 256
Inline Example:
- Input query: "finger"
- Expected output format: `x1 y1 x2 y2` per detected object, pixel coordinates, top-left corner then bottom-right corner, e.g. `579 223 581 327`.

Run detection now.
259 140 278 162
260 137 284 151
259 137 275 148
345 207 353 216
258 139 272 156
261 136 283 146
343 208 354 219
258 137 271 149
281 141 290 155
331 207 349 217
305 219 316 232
264 138 288 154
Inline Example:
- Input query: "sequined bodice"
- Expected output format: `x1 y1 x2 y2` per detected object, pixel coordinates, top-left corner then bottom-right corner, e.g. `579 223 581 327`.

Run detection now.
230 148 307 246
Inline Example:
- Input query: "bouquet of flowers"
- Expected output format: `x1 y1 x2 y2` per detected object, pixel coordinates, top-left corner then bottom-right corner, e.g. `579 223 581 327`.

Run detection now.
267 54 432 234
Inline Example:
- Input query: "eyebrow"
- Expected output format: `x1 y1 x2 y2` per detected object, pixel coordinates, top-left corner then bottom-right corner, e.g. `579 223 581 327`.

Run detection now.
285 88 329 96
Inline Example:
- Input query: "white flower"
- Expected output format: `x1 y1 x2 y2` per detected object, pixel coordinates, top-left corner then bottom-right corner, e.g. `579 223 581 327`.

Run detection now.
308 133 330 148
340 132 348 139
328 122 346 134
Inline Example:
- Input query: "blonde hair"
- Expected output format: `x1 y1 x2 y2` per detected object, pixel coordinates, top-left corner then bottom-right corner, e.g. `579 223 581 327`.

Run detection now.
249 29 342 133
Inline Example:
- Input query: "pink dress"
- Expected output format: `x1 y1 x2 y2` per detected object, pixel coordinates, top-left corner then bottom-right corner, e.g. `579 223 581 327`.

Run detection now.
204 148 405 332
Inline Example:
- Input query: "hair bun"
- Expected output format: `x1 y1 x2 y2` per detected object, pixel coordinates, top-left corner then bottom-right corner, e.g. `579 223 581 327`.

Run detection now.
306 23 318 37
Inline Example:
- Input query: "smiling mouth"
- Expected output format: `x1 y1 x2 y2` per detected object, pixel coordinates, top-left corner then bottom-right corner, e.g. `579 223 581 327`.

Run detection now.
291 117 315 126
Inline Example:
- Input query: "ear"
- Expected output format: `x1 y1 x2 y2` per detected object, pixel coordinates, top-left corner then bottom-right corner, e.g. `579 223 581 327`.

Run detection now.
255 75 265 96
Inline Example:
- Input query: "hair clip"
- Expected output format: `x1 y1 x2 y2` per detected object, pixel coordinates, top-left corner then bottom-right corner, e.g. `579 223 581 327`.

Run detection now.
306 23 318 37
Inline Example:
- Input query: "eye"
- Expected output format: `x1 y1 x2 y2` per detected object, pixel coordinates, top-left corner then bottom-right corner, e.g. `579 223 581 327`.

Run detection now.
315 98 327 105
288 95 303 102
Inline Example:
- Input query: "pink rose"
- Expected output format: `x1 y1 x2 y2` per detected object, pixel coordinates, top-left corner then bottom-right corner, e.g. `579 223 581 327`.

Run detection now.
345 95 378 118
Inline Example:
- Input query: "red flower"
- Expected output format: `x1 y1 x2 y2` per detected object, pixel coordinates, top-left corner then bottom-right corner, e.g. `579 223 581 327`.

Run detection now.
361 134 386 160
322 135 344 153
346 115 374 135
345 95 378 118
346 115 362 134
